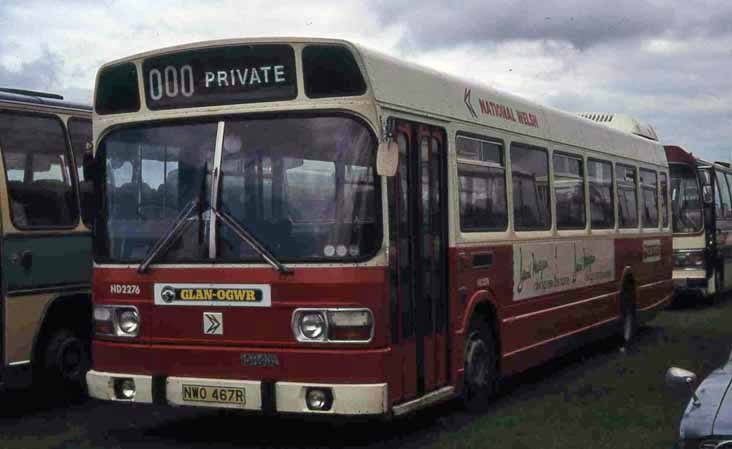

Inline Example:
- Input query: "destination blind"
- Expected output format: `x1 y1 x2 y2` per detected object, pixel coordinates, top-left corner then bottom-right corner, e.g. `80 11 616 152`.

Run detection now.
142 44 297 110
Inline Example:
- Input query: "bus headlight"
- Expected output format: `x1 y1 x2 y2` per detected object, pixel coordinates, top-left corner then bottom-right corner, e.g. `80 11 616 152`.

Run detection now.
94 305 140 338
118 309 140 336
674 250 705 269
305 387 333 411
299 312 326 340
114 378 136 400
293 309 373 343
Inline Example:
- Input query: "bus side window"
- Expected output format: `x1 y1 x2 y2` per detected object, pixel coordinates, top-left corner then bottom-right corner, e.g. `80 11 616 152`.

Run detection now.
725 173 732 220
510 143 550 231
715 170 732 222
0 111 79 229
660 172 669 228
617 164 638 228
588 159 614 229
640 169 659 228
68 117 93 227
553 153 585 230
456 135 507 232
715 174 724 213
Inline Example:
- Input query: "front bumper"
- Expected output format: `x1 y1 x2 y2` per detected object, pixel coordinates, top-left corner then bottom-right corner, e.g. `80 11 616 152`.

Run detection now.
87 370 388 415
672 269 710 296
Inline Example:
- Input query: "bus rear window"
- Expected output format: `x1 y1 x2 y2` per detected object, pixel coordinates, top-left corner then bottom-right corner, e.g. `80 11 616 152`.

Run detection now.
303 45 367 98
95 63 140 115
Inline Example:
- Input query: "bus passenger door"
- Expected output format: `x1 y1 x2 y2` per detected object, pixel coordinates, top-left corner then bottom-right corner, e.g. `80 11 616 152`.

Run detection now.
388 119 449 404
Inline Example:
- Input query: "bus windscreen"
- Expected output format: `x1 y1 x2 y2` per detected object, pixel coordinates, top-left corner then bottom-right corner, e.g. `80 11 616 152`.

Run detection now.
670 164 703 233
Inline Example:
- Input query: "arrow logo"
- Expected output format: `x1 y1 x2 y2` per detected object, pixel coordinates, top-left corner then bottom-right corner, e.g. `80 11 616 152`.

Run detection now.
203 312 223 335
464 88 478 119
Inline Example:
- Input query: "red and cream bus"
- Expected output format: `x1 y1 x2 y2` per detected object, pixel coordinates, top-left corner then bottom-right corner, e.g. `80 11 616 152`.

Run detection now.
86 38 673 416
665 145 732 301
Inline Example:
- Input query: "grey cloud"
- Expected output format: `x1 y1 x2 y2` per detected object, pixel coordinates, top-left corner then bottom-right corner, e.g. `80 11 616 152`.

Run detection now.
59 86 93 104
375 0 732 51
582 41 731 98
0 42 92 103
0 45 67 98
546 88 731 162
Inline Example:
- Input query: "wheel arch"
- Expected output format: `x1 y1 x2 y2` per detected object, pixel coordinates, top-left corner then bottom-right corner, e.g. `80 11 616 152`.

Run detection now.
459 290 501 368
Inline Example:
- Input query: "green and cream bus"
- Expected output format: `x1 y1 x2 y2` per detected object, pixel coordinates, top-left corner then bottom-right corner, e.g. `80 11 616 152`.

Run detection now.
0 88 92 390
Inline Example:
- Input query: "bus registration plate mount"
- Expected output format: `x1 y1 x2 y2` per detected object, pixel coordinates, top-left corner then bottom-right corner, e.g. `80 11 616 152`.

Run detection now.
182 384 246 406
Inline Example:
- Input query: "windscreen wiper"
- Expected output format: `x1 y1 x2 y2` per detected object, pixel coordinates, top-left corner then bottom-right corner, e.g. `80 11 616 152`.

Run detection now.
213 207 292 275
137 199 200 274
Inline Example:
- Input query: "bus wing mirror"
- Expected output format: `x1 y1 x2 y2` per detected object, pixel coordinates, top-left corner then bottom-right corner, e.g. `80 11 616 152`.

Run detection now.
703 185 714 204
82 144 95 182
665 367 701 406
376 140 399 177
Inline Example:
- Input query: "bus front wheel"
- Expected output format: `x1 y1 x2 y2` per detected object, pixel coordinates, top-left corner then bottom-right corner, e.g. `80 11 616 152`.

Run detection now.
463 321 498 412
40 328 90 391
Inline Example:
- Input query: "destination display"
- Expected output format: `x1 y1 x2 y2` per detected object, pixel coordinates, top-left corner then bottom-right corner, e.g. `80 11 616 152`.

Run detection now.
142 44 297 110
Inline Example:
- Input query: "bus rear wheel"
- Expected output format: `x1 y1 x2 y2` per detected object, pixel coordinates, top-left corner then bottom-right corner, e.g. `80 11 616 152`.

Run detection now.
711 269 723 304
40 328 90 391
463 321 497 412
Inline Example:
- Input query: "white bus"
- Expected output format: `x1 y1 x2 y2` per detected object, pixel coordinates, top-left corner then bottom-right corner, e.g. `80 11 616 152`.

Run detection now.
86 38 672 416
665 145 732 301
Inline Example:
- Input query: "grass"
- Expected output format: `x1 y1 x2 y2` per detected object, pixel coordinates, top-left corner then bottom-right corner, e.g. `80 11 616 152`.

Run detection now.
421 297 732 449
1 297 730 449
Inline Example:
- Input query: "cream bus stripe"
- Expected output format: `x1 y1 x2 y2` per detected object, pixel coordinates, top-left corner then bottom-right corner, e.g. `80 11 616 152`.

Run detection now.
638 279 672 290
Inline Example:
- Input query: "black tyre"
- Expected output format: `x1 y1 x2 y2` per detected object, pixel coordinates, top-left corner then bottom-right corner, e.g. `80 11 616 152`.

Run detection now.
463 321 498 412
620 286 638 345
711 269 723 305
39 328 90 391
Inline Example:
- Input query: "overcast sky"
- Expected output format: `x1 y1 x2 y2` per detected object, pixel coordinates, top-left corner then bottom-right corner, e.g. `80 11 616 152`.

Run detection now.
1 0 730 161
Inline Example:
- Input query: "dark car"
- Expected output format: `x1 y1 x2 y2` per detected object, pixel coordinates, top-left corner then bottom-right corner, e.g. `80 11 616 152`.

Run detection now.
667 353 732 449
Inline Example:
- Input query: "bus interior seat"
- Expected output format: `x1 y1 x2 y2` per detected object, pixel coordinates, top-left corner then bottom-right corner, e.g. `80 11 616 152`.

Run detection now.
112 182 140 219
7 180 74 226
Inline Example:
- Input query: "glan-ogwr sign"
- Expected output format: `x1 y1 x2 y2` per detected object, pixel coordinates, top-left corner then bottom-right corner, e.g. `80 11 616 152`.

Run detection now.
153 283 272 307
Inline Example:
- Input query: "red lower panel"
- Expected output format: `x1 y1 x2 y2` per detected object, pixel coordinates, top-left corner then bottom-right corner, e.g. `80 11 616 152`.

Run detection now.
637 279 673 310
423 335 436 391
449 235 673 388
434 333 448 387
500 287 619 358
93 341 389 384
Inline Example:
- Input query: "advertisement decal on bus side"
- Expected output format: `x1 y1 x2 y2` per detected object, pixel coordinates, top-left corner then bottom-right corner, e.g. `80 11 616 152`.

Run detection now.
513 240 615 301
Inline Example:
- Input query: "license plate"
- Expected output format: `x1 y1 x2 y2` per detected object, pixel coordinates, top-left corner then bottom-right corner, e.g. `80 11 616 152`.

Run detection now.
182 384 246 405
